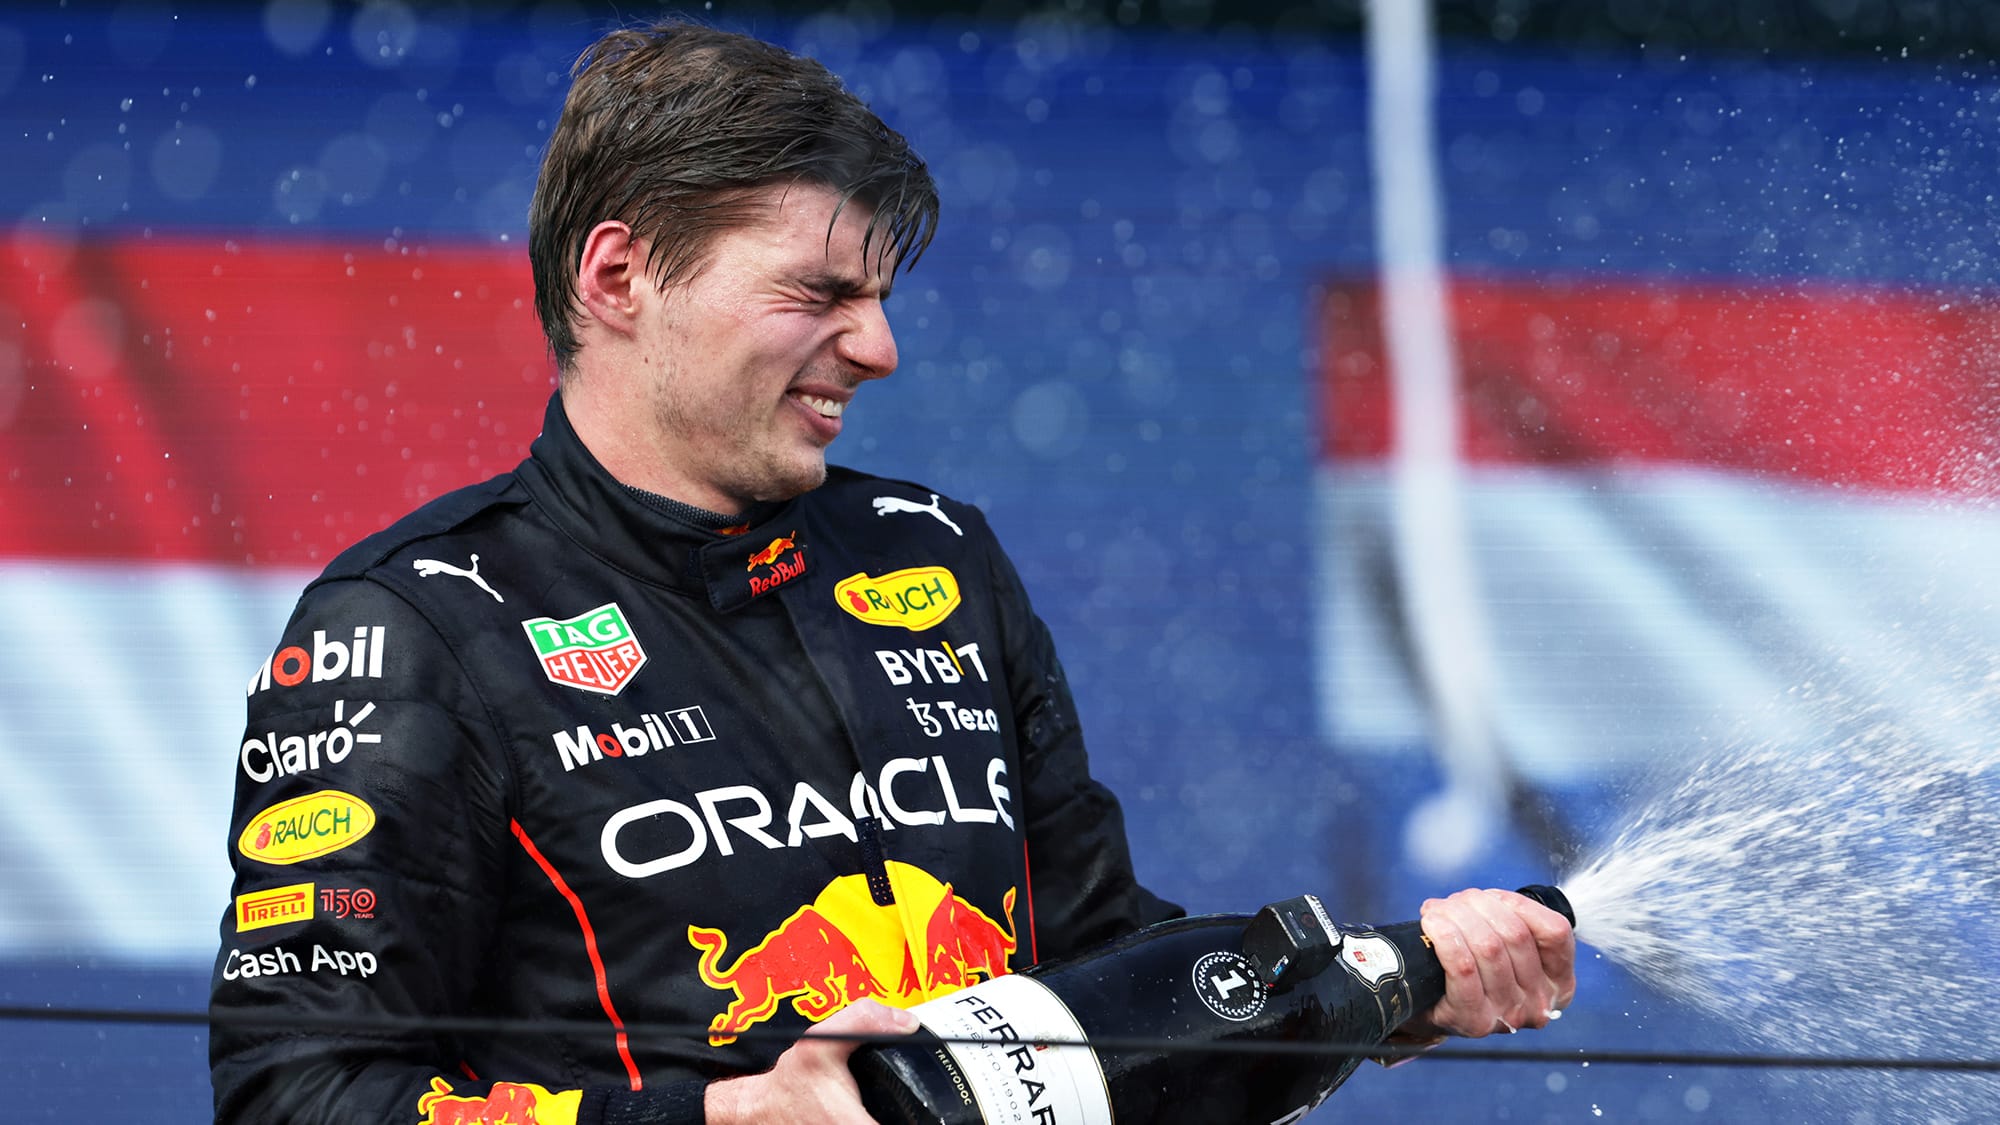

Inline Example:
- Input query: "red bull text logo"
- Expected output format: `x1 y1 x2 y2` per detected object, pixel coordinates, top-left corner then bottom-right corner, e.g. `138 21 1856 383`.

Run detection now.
234 881 315 932
520 603 647 696
835 566 961 631
689 862 1017 1045
237 789 376 866
416 1076 581 1125
745 533 806 595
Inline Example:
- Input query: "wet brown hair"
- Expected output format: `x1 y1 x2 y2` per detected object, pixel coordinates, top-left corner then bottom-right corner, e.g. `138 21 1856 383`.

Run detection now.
528 19 939 372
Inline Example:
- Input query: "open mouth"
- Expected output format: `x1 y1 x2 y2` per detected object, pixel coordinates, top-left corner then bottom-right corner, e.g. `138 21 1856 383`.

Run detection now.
792 391 846 419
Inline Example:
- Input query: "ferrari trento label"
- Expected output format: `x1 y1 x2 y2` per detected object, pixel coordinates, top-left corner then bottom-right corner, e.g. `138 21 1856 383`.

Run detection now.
914 974 1112 1125
520 602 648 695
834 567 962 631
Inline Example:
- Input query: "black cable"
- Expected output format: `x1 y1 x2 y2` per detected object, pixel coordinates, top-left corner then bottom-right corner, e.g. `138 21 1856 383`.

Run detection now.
7 1005 2000 1073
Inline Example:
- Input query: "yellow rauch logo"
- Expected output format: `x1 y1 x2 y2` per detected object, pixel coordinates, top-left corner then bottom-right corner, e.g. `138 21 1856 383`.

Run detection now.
835 567 961 631
238 790 376 865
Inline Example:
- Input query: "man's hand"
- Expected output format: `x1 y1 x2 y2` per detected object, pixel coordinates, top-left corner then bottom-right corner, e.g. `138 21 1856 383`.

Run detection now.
704 999 919 1124
1398 887 1576 1039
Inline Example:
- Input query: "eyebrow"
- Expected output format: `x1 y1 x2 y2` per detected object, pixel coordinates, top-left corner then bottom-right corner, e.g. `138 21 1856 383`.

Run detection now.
794 270 894 303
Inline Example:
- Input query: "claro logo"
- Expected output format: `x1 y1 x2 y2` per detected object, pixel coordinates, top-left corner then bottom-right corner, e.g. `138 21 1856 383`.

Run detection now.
238 790 376 866
834 567 961 631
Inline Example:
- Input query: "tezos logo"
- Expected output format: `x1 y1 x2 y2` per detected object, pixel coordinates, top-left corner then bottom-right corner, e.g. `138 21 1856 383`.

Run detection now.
238 790 377 866
1191 950 1266 1022
247 627 386 696
835 567 961 631
521 603 647 695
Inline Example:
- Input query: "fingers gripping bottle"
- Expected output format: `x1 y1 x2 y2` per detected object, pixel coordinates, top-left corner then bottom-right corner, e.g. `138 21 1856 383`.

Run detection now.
851 885 1574 1125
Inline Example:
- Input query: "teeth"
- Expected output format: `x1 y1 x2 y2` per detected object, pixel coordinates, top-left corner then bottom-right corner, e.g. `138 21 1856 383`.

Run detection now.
796 393 845 418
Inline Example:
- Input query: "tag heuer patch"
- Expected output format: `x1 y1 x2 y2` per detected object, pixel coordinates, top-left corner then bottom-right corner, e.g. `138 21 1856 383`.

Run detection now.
521 602 647 695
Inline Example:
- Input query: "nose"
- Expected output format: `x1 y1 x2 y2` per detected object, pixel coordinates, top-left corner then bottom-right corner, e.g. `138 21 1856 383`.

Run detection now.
836 298 899 381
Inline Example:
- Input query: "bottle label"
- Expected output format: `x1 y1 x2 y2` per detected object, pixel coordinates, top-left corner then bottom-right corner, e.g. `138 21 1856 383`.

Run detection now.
1334 928 1404 989
912 974 1114 1125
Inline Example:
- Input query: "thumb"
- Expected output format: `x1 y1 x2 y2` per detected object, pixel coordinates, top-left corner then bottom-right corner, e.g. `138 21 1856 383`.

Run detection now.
799 999 921 1058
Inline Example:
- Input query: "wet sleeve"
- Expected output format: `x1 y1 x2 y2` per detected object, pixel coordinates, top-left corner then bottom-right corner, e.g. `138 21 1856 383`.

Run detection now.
981 530 1184 962
208 576 711 1125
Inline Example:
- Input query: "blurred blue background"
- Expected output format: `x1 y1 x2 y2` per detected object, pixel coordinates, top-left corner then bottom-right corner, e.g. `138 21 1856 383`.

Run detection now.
5 0 2000 1120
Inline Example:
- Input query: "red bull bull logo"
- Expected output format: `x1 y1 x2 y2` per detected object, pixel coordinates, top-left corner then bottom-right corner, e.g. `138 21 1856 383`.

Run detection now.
921 883 1017 993
689 861 1017 1045
746 533 807 596
745 533 797 570
416 1076 581 1125
689 904 894 1045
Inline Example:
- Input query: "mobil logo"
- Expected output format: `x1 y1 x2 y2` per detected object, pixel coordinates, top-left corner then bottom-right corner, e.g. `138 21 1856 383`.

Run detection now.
416 1077 581 1125
550 705 716 772
238 790 377 866
520 602 647 696
835 566 961 631
247 626 386 696
688 861 1018 1045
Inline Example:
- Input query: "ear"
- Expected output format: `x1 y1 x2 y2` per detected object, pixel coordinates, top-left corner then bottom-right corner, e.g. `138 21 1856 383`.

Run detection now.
576 220 646 337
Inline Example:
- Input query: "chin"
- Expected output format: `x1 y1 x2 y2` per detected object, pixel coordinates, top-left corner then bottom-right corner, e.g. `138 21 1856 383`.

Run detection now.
755 460 829 502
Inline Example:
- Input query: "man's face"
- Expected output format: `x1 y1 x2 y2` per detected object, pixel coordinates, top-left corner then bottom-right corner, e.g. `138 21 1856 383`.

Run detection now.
636 182 899 514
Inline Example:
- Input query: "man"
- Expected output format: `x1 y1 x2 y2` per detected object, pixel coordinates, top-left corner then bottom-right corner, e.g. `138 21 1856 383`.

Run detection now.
210 19 1573 1125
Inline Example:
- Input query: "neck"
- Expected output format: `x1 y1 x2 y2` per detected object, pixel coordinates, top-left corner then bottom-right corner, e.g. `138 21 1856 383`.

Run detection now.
559 376 741 517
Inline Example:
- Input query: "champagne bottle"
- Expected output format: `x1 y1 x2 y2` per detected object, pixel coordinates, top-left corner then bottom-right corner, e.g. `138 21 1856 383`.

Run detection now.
851 885 1574 1125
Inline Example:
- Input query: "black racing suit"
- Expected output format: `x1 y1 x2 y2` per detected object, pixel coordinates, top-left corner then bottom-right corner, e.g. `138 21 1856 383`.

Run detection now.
210 392 1180 1125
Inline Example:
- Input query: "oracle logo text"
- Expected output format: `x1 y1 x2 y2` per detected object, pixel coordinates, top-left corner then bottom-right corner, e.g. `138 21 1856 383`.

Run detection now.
601 755 1014 879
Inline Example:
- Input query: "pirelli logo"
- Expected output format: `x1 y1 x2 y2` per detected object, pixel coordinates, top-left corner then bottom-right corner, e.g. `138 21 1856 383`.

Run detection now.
235 882 315 933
